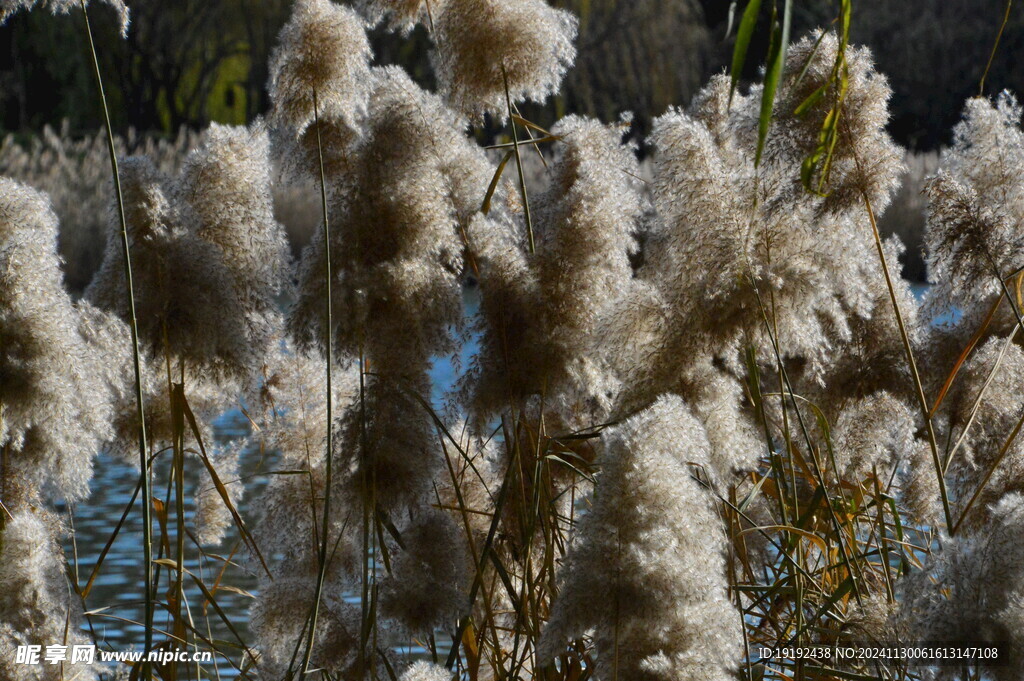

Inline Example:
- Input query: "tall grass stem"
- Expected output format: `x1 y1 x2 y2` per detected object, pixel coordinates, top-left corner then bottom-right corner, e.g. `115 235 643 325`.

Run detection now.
300 88 335 677
861 188 954 531
78 3 154 676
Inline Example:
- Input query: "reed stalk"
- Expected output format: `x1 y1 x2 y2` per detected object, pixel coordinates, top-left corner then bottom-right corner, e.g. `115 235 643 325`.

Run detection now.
300 88 336 677
78 3 154 677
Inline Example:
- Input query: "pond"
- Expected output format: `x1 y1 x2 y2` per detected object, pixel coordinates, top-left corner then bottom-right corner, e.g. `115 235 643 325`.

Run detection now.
58 290 481 678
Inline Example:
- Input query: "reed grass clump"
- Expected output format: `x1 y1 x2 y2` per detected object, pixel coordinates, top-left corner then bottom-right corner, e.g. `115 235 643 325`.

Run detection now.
0 509 100 681
464 115 644 425
88 123 288 382
7 2 1024 681
924 92 1024 330
897 493 1024 680
0 180 121 676
0 125 202 291
0 122 328 293
0 178 118 502
538 395 741 681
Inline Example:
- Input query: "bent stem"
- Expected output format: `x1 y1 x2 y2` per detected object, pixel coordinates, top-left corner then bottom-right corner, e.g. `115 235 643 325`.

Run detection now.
980 0 1013 96
79 2 154 675
300 88 335 677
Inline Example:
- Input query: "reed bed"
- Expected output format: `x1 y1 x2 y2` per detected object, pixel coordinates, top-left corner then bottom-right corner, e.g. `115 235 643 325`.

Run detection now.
1 2 1023 681
0 124 329 293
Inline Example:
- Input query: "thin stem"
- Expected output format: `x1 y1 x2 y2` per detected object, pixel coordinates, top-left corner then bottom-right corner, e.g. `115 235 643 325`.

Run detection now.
0 442 10 528
300 88 335 677
952 266 1024 532
861 189 954 531
952 407 1024 535
749 281 864 605
503 65 535 254
171 384 186 680
980 0 1013 96
79 3 153 675
357 343 371 679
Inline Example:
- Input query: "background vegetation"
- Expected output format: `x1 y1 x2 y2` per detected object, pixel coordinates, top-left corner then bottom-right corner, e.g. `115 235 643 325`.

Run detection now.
3 0 1015 285
2 0 1022 150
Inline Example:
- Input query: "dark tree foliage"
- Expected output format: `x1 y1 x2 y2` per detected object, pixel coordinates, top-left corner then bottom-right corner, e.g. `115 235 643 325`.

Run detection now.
553 0 712 137
0 0 1021 151
0 0 290 133
700 0 1024 150
850 0 1024 149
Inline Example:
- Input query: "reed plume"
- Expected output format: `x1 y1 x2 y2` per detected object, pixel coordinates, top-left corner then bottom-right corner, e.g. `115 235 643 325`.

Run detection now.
539 395 742 681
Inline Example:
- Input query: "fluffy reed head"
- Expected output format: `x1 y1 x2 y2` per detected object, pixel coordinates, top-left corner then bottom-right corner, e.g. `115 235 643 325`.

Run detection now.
460 210 541 420
539 394 741 680
269 0 373 179
924 92 1024 330
355 0 439 33
248 337 360 468
532 115 642 417
85 156 251 377
192 442 246 546
248 338 363 571
615 32 904 417
291 66 490 364
765 32 903 215
399 661 452 681
464 116 643 426
0 509 100 681
432 0 577 120
379 508 470 634
249 575 366 680
88 123 288 381
333 365 439 514
898 494 1024 679
177 123 291 359
288 67 493 514
269 0 372 137
0 178 117 501
0 0 129 36
938 337 1024 527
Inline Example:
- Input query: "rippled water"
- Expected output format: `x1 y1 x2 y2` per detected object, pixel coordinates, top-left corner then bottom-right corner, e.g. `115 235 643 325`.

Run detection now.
60 411 263 676
60 291 480 677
